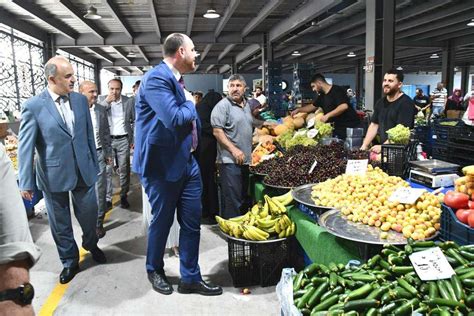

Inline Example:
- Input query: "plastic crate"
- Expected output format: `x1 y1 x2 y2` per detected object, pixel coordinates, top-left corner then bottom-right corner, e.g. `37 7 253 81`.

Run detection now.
447 124 474 145
432 119 463 142
227 237 293 287
440 204 474 245
381 142 417 178
414 125 432 143
431 141 449 161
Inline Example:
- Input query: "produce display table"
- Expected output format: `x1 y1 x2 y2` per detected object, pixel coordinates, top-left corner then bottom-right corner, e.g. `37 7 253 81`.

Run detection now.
287 205 361 265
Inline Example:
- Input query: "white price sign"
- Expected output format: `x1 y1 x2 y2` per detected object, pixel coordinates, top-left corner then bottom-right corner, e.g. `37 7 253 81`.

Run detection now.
409 247 455 281
345 159 368 175
388 187 426 204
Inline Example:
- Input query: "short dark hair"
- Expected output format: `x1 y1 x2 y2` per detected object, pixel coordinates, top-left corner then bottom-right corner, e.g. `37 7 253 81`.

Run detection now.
255 86 262 91
385 68 404 82
310 73 327 83
193 91 203 98
163 33 185 57
108 78 123 89
133 80 141 88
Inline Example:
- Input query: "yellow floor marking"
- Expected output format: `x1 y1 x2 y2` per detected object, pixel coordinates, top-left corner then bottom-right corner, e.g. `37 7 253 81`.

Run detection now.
38 194 119 316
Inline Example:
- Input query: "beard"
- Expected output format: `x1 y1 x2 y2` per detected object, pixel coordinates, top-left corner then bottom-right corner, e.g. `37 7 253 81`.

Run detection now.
383 85 398 97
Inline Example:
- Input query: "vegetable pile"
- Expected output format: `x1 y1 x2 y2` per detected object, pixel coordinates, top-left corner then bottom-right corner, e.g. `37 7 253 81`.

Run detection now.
445 165 474 228
386 124 411 145
293 240 474 315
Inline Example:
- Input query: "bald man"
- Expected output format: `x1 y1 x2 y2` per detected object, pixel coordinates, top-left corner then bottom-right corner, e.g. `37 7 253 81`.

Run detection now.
18 56 107 284
79 81 112 239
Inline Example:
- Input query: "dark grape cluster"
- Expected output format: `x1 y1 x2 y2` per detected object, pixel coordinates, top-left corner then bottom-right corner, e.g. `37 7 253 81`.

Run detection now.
263 143 347 187
347 149 370 160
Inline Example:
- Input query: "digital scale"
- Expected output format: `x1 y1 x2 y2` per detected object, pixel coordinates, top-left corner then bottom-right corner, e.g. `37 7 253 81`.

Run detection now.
409 159 460 188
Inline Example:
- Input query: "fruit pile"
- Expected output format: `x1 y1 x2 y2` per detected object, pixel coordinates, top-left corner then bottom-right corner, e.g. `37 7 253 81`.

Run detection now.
292 240 474 315
251 140 279 166
444 165 474 228
311 165 442 240
215 192 296 241
276 121 333 150
264 142 347 187
386 124 411 145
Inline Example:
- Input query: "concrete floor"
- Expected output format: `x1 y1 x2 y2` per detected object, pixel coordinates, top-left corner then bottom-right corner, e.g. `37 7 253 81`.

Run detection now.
28 174 280 315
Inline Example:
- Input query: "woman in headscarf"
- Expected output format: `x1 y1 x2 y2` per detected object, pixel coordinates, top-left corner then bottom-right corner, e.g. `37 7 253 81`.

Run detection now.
444 88 464 117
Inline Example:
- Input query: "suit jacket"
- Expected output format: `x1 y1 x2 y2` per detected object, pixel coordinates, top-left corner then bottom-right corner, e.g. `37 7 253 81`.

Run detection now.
132 61 201 181
98 95 135 145
93 103 112 159
18 90 99 193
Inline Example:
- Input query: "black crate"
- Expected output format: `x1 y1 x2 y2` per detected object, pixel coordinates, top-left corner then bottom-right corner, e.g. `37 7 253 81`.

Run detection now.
431 141 449 161
381 142 417 178
447 124 474 145
440 204 474 245
227 237 293 287
432 119 463 142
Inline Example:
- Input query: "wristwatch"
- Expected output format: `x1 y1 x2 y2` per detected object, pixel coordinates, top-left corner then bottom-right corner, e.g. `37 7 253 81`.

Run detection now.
0 283 34 305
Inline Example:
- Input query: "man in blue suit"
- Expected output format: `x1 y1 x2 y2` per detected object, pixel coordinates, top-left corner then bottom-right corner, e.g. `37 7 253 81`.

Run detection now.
133 33 222 296
18 56 106 284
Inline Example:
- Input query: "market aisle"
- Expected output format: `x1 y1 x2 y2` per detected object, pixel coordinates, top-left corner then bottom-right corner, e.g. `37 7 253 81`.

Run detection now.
28 174 280 315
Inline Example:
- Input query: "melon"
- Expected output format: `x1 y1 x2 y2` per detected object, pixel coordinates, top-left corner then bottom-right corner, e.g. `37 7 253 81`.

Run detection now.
256 127 269 135
274 124 289 136
293 117 305 129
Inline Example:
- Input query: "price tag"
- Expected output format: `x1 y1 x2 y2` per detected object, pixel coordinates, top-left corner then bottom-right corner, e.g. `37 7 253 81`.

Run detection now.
388 187 426 204
307 129 319 139
307 118 315 128
409 247 455 281
308 159 318 174
345 159 368 175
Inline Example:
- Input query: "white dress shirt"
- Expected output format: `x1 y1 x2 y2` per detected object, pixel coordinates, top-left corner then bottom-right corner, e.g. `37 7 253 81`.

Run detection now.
89 105 100 149
109 97 127 136
163 60 195 104
47 88 75 127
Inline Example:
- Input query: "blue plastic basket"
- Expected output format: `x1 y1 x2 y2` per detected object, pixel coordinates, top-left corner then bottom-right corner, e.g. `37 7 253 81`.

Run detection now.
440 204 474 246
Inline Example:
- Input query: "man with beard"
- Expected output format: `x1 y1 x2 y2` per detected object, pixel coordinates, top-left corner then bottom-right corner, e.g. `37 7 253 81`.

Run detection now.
291 73 361 139
361 68 415 153
133 33 222 296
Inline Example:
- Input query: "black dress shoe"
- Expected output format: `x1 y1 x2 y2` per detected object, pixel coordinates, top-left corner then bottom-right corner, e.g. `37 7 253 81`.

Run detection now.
177 280 223 296
120 196 130 208
90 247 107 264
96 225 106 239
59 265 80 284
148 272 173 295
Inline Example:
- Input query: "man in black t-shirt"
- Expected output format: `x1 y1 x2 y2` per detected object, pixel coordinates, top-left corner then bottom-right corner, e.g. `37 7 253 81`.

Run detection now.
361 68 415 153
291 73 361 138
413 88 431 117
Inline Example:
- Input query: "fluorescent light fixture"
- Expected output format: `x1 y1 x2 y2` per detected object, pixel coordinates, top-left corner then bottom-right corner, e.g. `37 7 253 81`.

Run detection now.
127 51 136 58
347 51 356 57
396 66 403 70
467 19 474 26
291 50 301 56
430 53 439 59
203 9 220 19
84 6 101 20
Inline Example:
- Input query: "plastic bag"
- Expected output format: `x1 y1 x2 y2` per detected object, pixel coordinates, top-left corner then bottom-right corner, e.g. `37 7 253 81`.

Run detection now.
276 268 301 316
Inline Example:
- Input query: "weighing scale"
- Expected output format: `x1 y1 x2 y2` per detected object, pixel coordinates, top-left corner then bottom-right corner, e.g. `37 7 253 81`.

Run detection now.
409 159 460 188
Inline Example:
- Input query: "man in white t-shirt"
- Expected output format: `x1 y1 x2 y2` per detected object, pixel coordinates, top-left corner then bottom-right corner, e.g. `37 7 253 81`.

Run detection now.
430 82 447 117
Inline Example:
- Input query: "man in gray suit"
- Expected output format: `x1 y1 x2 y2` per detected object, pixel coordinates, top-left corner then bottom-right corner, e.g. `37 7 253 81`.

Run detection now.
18 56 106 284
79 80 112 239
98 79 135 208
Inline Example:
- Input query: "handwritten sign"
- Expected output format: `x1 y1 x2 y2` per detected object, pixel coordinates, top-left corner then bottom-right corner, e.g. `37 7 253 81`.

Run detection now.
345 159 368 175
409 247 455 281
308 160 318 174
388 187 426 204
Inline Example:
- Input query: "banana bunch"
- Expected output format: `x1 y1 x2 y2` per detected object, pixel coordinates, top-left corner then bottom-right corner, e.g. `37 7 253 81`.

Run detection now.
215 190 296 241
274 214 296 238
242 225 270 241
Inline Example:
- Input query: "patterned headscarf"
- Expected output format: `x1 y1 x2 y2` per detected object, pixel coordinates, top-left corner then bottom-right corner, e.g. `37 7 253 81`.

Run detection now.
448 88 462 104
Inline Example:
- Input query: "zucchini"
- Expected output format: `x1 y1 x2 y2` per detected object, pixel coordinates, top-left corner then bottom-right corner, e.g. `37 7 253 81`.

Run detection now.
426 298 467 313
293 271 305 292
320 286 343 303
392 298 419 316
428 281 439 299
441 279 457 301
367 285 390 300
343 299 379 312
311 294 339 313
460 270 474 281
437 280 452 300
328 262 338 272
438 241 460 250
451 274 465 301
459 250 474 261
397 278 418 296
377 301 399 314
413 240 435 247
297 286 316 309
307 281 329 309
366 307 377 316
328 303 344 311
311 277 328 286
304 263 320 276
429 307 452 316
319 264 330 275
329 272 338 288
465 293 474 308
346 273 377 282
464 278 474 287
383 244 402 252
345 283 373 302
455 266 473 274
293 289 307 299
447 248 469 266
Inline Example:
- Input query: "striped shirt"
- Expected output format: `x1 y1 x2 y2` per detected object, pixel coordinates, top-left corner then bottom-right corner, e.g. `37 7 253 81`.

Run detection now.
430 88 447 108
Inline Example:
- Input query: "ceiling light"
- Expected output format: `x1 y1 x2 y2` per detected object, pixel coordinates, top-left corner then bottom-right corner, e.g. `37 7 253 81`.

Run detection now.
467 19 474 27
291 50 301 56
203 9 220 19
83 5 102 20
127 51 136 58
396 66 403 70
430 53 439 59
347 51 356 57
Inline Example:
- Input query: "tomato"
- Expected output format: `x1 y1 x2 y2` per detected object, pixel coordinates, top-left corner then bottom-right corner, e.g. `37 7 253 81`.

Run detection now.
469 200 474 209
456 209 473 224
468 212 474 228
444 191 470 209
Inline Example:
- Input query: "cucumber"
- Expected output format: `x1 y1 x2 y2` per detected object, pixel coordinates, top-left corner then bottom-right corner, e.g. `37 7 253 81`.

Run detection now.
311 294 339 313
293 289 307 299
397 278 418 297
459 250 474 261
328 262 338 272
413 240 435 247
329 272 338 288
428 281 439 299
367 285 390 300
465 293 474 308
366 307 377 316
345 283 373 302
455 266 473 274
300 308 311 316
378 259 391 270
426 298 468 313
451 274 465 301
304 263 320 276
392 298 419 316
310 277 328 286
377 301 399 314
343 299 379 312
460 270 474 281
307 281 329 309
346 273 377 282
437 280 452 300
297 286 316 309
367 254 381 268
293 271 305 292
441 279 457 301
447 248 469 266
381 248 398 257
320 286 343 303
462 278 474 288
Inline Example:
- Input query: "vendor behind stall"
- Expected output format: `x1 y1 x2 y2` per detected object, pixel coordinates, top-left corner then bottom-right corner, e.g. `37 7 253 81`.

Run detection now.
291 73 361 139
361 68 415 153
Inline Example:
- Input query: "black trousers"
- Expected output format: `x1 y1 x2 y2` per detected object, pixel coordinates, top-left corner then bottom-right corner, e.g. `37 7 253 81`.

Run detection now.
195 136 219 218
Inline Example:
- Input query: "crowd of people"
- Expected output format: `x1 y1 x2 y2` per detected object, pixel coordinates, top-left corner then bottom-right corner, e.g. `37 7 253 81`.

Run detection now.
2 30 474 313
